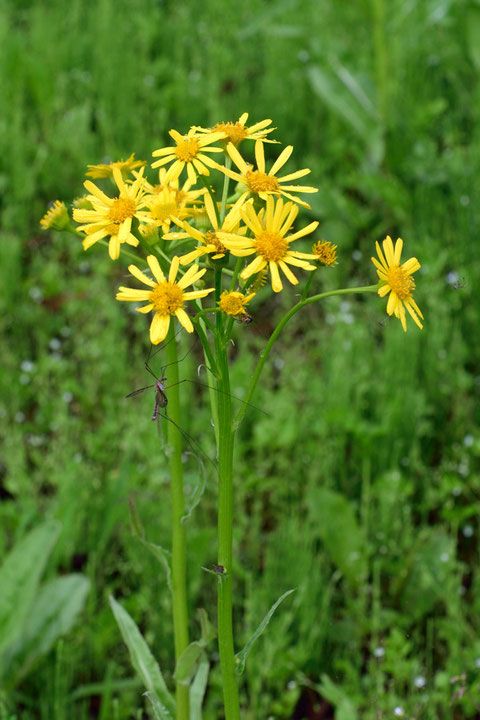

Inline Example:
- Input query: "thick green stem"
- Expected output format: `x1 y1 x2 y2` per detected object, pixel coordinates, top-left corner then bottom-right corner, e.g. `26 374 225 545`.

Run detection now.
235 284 379 428
164 325 190 720
216 338 241 720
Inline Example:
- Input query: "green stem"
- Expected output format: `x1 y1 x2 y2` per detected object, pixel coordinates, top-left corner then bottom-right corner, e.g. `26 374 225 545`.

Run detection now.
219 156 232 224
234 284 379 428
215 336 241 720
370 0 388 129
164 324 190 720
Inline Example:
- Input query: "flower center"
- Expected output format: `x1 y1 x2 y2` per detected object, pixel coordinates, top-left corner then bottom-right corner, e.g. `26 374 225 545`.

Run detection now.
108 197 136 224
205 230 226 254
313 240 337 266
219 293 245 316
386 266 415 300
150 281 184 315
175 138 200 162
246 170 280 194
150 200 178 222
215 121 248 145
254 230 289 262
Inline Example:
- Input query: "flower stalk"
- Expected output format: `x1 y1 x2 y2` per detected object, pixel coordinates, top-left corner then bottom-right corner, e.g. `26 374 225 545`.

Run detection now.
164 324 190 720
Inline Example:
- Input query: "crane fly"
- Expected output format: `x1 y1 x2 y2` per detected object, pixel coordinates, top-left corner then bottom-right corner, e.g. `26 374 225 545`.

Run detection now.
126 376 168 422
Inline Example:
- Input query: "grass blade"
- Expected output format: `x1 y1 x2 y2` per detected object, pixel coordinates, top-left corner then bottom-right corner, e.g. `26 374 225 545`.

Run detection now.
235 589 295 675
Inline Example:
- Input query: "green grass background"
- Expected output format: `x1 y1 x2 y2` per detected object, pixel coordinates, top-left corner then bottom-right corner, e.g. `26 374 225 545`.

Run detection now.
1 0 480 718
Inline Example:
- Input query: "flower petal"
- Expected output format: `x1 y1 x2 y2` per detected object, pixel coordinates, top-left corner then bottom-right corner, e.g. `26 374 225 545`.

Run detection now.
269 261 283 292
150 313 170 344
270 145 293 176
147 255 165 283
175 308 194 333
128 264 156 287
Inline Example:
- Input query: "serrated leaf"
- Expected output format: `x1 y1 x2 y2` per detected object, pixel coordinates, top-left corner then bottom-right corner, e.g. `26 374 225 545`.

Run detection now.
235 589 295 675
144 690 173 720
109 596 175 716
11 573 90 683
0 520 60 657
174 641 203 685
189 658 209 720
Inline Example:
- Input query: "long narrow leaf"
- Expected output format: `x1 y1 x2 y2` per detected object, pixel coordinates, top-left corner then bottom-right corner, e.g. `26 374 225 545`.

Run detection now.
174 641 203 685
0 520 60 657
109 596 175 716
13 574 90 684
189 659 210 720
235 589 295 675
144 691 173 720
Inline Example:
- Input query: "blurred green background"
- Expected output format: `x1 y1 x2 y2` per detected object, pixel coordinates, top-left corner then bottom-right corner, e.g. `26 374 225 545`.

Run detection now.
1 0 480 718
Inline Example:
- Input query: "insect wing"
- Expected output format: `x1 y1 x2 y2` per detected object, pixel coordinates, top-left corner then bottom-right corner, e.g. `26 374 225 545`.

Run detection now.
125 383 155 399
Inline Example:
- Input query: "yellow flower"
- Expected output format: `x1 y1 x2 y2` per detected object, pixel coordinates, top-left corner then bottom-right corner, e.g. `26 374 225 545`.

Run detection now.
116 255 214 344
216 139 318 208
137 169 206 234
86 153 146 179
371 236 423 332
40 201 70 231
218 290 255 317
219 196 318 293
164 194 246 264
313 240 337 266
151 128 225 184
73 167 146 260
194 112 277 146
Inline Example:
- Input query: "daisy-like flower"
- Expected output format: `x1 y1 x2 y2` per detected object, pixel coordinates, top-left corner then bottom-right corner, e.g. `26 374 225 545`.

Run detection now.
218 196 318 293
86 153 146 179
164 194 246 264
137 168 206 234
117 255 214 344
40 201 70 231
151 128 225 184
194 113 277 146
73 167 146 260
371 236 423 332
313 240 337 266
216 139 318 209
218 290 255 317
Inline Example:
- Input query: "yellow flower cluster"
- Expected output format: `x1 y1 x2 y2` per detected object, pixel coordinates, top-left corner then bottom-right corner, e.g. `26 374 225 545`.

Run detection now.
44 114 423 338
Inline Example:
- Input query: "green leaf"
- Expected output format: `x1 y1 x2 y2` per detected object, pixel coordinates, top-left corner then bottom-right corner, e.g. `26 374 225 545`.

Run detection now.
308 487 367 585
141 541 172 593
318 675 358 720
235 589 295 675
198 608 216 647
11 573 90 684
173 641 203 685
189 658 209 720
144 691 173 720
109 596 175 716
466 6 480 70
400 532 455 619
128 495 145 540
0 520 60 657
307 64 377 142
181 469 206 525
